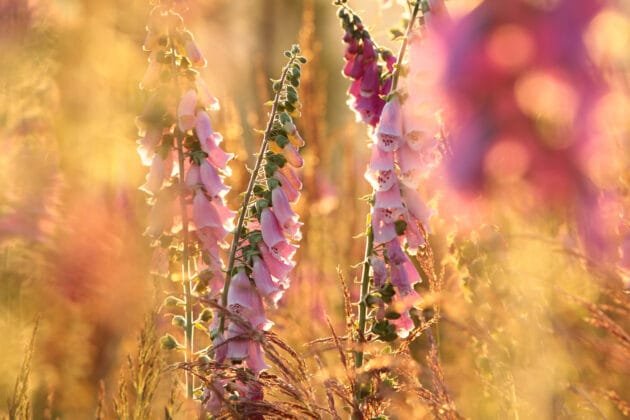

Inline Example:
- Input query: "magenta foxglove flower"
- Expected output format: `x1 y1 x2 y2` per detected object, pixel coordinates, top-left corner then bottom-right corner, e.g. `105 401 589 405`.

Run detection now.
338 7 396 126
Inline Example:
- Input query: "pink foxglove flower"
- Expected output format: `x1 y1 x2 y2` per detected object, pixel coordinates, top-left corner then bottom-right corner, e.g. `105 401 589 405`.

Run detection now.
138 3 237 408
138 4 235 287
360 7 448 338
213 48 307 384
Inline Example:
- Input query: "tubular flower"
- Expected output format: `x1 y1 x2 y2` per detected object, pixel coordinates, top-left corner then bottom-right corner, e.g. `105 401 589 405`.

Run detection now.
137 3 235 287
337 5 396 126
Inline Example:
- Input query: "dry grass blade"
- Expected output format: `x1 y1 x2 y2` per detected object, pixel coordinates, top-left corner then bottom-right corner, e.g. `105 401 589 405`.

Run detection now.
113 312 163 420
95 380 106 420
7 317 39 420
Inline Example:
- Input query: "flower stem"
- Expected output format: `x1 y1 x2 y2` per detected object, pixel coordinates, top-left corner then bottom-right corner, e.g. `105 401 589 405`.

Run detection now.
175 132 194 399
355 220 373 369
219 55 298 334
391 0 421 92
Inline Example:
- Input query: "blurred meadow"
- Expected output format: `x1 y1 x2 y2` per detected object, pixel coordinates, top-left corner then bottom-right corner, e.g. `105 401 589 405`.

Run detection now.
0 0 629 418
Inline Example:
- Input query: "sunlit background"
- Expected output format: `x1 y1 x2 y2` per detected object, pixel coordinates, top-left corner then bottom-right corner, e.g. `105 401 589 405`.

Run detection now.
1 0 628 418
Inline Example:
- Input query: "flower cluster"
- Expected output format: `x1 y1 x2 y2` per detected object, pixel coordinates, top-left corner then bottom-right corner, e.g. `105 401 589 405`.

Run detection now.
138 3 234 286
210 46 306 379
365 91 440 339
137 6 236 403
336 2 396 126
349 1 447 341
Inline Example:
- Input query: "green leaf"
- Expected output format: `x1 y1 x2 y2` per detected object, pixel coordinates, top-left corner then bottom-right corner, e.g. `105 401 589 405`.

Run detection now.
395 219 407 235
267 177 280 190
264 162 279 178
255 199 269 215
384 310 401 320
279 112 292 125
274 134 289 148
247 230 263 245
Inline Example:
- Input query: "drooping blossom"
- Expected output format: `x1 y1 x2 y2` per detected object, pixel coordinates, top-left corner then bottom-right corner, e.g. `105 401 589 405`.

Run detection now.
360 4 447 338
337 5 396 126
213 49 306 382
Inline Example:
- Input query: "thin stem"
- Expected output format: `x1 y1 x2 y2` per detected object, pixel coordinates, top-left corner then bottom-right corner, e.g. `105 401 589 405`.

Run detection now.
354 222 373 369
219 56 297 333
391 0 421 93
353 0 422 371
175 132 194 399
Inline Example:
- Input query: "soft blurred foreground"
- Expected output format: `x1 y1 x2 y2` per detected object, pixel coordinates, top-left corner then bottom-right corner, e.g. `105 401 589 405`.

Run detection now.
0 0 629 418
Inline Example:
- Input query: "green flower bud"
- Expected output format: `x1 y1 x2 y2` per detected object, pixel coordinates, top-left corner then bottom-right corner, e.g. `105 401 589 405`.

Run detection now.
199 308 213 323
172 315 186 328
160 334 179 350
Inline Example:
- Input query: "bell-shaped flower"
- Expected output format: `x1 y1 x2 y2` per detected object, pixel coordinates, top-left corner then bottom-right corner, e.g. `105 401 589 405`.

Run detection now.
246 341 269 373
374 184 404 211
376 97 403 152
227 269 272 331
196 78 220 111
258 243 292 285
404 215 426 255
390 261 414 296
271 187 302 240
370 256 388 288
185 163 200 188
401 185 433 229
177 89 197 131
200 160 229 197
137 126 162 166
274 171 300 203
372 208 397 244
368 145 395 172
360 63 379 97
365 168 397 192
390 304 415 338
385 239 407 265
252 256 284 306
279 165 303 190
192 190 234 236
195 110 213 142
344 53 365 79
397 143 427 189
140 154 166 195
184 38 206 68
282 143 304 168
261 208 285 249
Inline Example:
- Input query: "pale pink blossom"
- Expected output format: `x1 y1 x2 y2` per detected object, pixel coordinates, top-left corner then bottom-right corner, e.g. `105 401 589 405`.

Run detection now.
252 255 284 306
271 187 302 240
375 97 403 152
177 89 197 131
